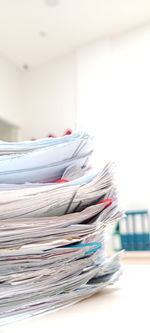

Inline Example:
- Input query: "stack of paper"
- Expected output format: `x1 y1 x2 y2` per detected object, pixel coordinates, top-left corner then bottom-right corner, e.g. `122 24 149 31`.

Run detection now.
0 132 93 183
0 133 123 326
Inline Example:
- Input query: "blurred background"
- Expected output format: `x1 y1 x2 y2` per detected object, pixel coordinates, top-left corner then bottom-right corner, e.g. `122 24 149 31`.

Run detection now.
0 0 150 255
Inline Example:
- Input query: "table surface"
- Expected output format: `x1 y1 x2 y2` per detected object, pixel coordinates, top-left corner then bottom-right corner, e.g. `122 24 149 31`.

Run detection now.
1 263 150 333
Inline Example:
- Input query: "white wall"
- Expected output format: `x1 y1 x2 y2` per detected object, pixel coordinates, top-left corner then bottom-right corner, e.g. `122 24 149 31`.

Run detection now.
76 26 150 210
0 53 22 139
22 53 76 140
0 51 76 141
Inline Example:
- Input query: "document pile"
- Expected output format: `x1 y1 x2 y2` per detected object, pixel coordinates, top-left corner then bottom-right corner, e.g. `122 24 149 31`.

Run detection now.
0 133 123 326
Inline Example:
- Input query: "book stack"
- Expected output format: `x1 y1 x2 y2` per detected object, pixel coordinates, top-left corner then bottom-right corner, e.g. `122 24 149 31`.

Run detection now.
0 133 123 326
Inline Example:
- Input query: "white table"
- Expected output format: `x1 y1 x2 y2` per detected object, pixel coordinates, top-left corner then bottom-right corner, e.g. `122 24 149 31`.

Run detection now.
1 264 150 333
